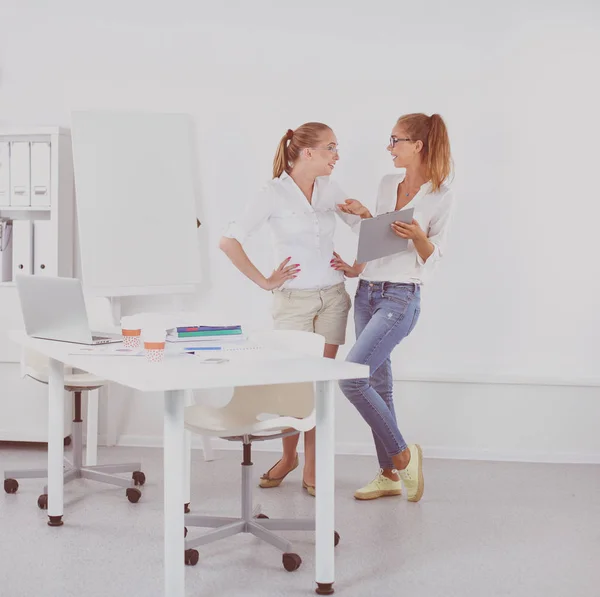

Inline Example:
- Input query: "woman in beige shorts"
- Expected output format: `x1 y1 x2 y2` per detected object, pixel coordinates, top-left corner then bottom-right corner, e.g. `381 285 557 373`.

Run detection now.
219 122 359 495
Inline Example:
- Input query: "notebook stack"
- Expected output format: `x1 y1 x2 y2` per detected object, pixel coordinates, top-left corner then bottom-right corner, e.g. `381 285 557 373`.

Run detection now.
166 325 244 343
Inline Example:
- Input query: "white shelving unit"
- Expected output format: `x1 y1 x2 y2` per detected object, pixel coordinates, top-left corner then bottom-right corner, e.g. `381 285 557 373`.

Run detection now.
0 127 74 443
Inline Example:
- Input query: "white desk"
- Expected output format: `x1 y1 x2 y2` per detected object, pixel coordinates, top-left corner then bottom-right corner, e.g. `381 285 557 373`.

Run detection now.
8 332 368 596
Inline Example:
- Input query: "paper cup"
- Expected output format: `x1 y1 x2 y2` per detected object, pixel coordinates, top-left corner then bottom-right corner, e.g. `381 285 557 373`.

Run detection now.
142 325 166 363
144 341 166 363
121 315 142 348
122 328 142 348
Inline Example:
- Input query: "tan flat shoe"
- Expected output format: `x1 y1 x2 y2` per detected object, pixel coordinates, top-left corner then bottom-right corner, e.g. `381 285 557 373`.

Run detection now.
259 454 299 488
302 480 315 497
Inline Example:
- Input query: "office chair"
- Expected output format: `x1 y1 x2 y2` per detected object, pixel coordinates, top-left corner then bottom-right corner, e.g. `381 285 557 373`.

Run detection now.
3 347 145 506
183 330 339 572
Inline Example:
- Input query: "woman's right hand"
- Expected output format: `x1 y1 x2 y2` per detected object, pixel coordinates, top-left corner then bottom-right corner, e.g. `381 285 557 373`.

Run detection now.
330 252 361 278
337 199 372 219
261 257 301 290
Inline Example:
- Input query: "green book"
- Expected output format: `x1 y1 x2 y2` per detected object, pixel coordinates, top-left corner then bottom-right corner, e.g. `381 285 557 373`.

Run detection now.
177 329 243 337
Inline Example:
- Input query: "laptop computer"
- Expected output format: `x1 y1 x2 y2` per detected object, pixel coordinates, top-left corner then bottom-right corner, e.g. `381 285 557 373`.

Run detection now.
15 275 122 345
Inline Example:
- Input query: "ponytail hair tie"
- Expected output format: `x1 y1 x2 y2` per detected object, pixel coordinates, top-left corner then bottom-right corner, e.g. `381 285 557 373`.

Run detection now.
286 129 294 140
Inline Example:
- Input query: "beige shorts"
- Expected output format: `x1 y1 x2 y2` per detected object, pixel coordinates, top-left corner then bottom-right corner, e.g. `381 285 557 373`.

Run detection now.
272 283 352 346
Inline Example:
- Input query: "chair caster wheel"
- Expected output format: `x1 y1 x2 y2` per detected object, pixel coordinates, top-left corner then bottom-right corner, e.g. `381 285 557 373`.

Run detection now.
4 478 18 494
185 549 199 566
282 552 302 572
334 531 340 547
184 527 188 538
132 471 146 486
184 502 190 514
38 494 48 510
126 487 142 503
255 513 269 519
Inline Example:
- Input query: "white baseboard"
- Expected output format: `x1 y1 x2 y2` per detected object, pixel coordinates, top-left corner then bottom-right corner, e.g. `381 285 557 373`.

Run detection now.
100 434 600 465
393 373 600 388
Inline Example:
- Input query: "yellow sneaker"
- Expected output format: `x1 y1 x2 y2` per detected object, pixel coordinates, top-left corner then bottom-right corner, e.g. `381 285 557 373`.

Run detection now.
354 470 403 500
398 444 424 502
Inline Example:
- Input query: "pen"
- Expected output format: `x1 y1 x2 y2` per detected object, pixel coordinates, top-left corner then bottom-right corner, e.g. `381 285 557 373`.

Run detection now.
184 346 222 352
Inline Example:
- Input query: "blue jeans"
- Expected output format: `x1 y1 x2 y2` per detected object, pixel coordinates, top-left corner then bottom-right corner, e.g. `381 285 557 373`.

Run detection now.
339 280 421 469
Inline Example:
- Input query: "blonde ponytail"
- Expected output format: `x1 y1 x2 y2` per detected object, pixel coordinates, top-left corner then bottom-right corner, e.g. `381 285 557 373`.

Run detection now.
272 129 294 179
397 113 453 192
426 114 452 192
272 123 331 179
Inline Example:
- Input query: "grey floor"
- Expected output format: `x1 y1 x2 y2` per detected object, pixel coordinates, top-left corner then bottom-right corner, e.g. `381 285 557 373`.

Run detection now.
1 445 599 597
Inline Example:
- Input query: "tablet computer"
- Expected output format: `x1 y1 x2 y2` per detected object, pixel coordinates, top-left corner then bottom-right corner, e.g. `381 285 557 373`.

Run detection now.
356 207 414 263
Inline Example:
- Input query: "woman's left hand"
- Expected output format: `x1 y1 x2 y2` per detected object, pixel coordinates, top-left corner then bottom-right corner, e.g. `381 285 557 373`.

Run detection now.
330 252 361 278
338 199 372 219
391 219 427 242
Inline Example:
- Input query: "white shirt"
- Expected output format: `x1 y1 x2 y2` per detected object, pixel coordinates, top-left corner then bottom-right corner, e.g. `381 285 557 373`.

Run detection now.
361 173 454 285
224 172 360 290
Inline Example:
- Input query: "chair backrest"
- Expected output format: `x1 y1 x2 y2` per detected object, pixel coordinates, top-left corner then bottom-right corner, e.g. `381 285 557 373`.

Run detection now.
251 329 325 357
228 330 325 421
20 347 51 383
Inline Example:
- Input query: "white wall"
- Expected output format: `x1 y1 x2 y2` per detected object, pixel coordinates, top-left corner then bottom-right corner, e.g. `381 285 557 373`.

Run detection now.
108 380 600 464
1 0 599 462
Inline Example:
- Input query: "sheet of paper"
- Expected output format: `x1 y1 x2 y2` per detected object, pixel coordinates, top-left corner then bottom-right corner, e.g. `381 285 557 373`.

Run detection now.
68 345 145 357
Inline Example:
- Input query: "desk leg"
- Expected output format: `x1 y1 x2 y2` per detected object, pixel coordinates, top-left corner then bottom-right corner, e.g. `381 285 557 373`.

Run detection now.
85 389 99 467
184 430 192 510
315 380 335 595
164 390 186 597
47 358 65 526
183 390 193 510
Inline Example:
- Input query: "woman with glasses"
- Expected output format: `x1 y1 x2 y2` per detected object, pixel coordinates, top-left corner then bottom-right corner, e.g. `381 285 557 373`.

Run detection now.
334 113 454 503
220 122 359 496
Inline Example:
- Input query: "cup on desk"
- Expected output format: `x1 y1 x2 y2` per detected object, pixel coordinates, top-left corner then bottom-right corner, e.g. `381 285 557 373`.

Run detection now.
142 326 167 363
144 341 166 363
122 328 142 349
121 315 142 348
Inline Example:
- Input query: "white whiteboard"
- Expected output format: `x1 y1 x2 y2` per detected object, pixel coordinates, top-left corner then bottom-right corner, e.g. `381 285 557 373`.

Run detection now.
71 111 201 297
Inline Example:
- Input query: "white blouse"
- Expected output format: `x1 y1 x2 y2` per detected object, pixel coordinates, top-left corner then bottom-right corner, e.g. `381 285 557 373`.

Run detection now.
360 173 455 285
224 172 360 290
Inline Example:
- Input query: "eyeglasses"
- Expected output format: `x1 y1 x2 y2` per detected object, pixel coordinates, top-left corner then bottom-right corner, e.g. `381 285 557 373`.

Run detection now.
389 136 412 147
310 146 339 154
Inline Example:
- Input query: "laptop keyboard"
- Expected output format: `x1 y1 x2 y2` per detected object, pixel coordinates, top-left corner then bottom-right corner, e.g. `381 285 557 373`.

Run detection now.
92 335 110 341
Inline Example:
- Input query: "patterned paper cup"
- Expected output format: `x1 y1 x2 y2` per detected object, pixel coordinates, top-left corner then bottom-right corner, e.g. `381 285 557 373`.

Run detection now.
144 341 166 363
121 315 142 348
122 328 142 348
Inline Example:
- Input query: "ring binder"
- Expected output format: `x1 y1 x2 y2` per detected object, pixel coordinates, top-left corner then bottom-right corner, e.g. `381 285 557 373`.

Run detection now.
0 217 13 282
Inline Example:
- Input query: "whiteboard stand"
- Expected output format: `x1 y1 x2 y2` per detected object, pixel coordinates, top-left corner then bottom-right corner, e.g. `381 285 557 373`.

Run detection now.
109 296 122 329
71 110 212 461
71 111 202 299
